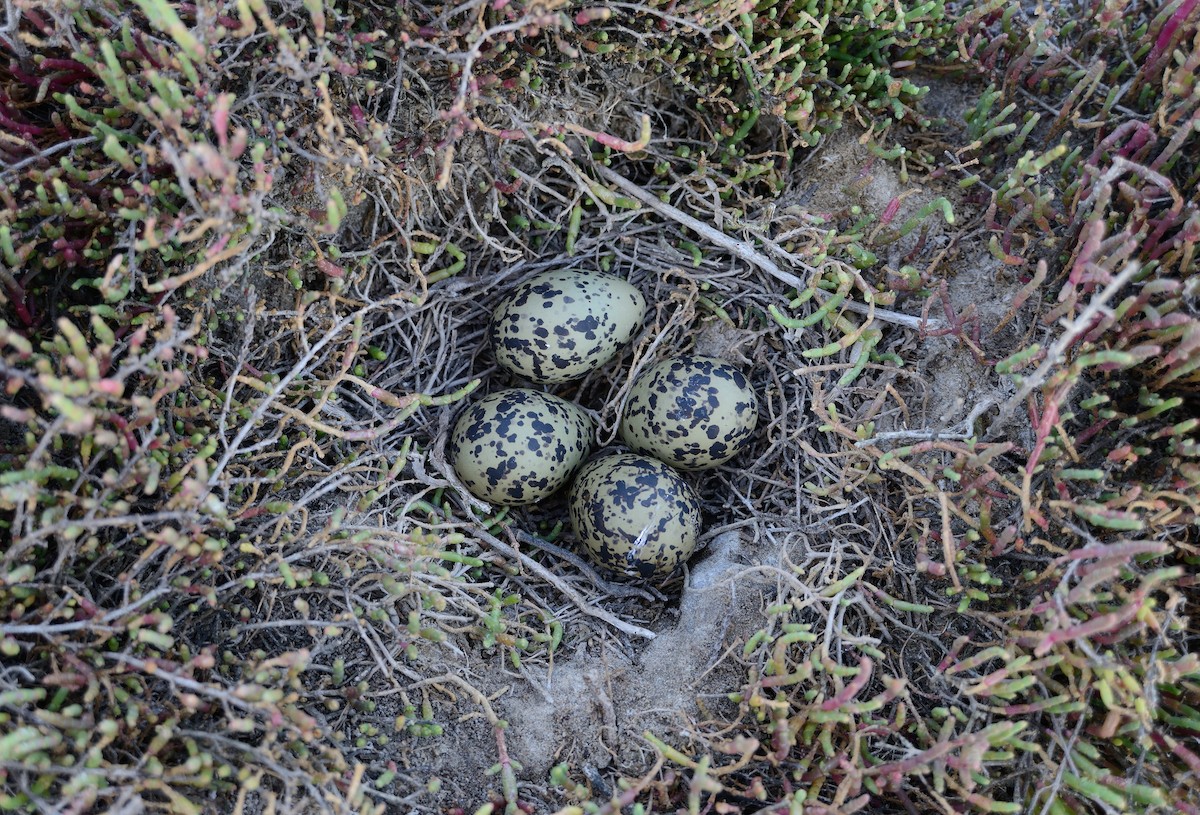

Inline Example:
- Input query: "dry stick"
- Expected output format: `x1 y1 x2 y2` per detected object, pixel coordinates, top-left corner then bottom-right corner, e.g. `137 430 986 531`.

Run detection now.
207 295 415 489
858 394 1002 447
0 136 96 181
594 165 946 331
938 492 965 593
513 530 657 601
835 297 941 331
985 261 1141 439
595 165 806 288
474 526 657 640
0 586 172 636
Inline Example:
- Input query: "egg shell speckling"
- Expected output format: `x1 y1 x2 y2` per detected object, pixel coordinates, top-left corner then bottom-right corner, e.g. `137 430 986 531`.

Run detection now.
449 389 594 506
490 270 646 385
568 453 703 579
619 355 758 471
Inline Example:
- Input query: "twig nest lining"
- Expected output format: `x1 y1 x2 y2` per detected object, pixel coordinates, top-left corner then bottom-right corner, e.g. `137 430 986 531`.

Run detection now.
490 269 646 385
449 389 594 506
619 355 758 471
568 453 702 579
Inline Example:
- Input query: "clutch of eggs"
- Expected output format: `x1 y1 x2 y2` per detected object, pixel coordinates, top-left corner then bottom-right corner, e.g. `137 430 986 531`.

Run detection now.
568 453 702 579
449 389 593 506
490 270 646 385
620 355 758 470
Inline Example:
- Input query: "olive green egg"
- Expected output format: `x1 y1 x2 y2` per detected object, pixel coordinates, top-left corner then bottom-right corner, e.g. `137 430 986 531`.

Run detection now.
490 270 646 385
619 355 758 471
568 453 703 579
449 389 593 506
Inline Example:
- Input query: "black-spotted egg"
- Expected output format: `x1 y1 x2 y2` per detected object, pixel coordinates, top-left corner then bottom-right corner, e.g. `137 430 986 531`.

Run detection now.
568 453 702 579
449 389 593 506
490 270 645 385
619 355 758 471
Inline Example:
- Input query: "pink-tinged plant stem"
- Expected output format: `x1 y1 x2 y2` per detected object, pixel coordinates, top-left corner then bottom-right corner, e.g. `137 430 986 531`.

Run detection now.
3 276 36 328
1141 0 1200 83
1151 731 1200 775
1033 592 1148 656
822 657 873 710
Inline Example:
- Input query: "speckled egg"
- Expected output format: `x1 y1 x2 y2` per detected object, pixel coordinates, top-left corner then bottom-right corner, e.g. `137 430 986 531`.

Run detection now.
568 453 703 579
449 389 593 506
619 355 758 471
490 270 646 385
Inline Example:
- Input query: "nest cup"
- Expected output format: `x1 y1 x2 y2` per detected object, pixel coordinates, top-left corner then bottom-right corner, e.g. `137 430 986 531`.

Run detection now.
446 261 778 584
